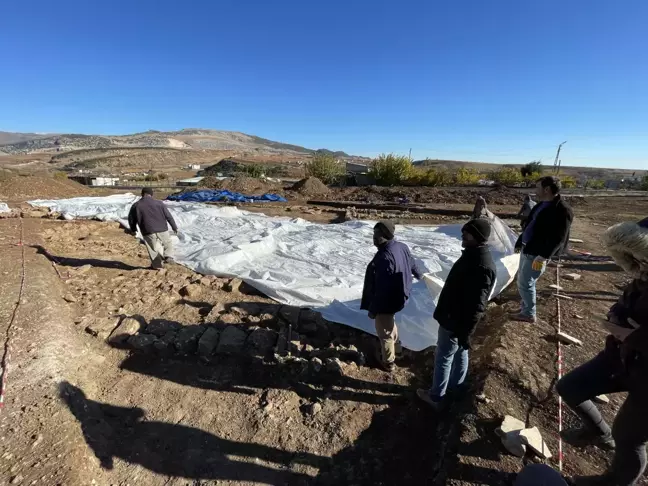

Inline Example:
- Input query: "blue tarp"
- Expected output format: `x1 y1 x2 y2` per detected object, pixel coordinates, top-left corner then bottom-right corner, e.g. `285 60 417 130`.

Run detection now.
167 189 287 203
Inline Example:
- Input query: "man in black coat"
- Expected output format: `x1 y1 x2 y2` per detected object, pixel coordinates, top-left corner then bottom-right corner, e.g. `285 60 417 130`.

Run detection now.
361 221 422 372
511 176 573 323
417 218 496 410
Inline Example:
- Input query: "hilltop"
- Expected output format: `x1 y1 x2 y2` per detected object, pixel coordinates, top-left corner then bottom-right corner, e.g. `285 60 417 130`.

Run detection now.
0 129 349 158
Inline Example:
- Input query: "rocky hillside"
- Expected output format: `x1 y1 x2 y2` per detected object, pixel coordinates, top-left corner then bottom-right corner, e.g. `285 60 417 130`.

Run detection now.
0 129 349 158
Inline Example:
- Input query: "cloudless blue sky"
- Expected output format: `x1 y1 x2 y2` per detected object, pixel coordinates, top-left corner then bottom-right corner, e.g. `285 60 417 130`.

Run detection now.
2 0 647 169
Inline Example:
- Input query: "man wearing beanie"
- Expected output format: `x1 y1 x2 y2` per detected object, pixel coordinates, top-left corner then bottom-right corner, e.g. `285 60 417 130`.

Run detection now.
361 221 422 372
417 217 496 410
128 187 179 269
511 176 573 323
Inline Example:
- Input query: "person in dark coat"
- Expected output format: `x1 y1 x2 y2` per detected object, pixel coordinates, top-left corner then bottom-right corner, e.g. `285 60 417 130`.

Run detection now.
417 218 496 410
360 221 422 372
557 217 648 486
511 176 573 323
128 187 178 269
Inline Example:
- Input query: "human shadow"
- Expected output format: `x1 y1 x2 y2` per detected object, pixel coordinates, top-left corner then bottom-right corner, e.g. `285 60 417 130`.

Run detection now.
60 381 322 484
120 351 410 406
560 262 621 272
33 245 143 271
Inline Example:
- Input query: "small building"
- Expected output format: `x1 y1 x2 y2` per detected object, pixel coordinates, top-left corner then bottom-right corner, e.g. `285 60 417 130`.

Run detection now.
185 164 202 171
176 177 205 187
69 175 120 187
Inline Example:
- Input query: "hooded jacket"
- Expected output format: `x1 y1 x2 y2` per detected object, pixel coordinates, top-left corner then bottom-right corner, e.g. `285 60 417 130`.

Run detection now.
602 218 648 395
433 245 496 343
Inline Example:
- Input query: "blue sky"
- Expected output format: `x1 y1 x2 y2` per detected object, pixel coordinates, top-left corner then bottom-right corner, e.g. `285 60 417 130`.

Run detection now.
1 0 647 169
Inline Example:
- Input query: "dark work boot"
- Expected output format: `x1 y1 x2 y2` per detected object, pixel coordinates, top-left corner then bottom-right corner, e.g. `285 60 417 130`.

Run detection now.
561 426 616 451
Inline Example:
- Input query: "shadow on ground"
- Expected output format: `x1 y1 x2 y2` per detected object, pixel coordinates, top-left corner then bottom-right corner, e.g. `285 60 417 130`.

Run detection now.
34 245 144 271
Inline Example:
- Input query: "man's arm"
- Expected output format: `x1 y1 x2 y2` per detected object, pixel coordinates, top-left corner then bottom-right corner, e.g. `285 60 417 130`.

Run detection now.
455 268 496 347
162 205 178 233
407 247 423 280
368 253 394 316
128 205 138 234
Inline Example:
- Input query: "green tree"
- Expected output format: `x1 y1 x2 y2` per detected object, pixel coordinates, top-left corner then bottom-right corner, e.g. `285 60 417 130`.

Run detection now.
370 153 413 186
521 161 543 177
305 153 345 184
491 167 524 185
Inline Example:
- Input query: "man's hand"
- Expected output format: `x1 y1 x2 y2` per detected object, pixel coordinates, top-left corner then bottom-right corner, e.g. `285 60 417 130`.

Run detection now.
531 256 547 272
368 312 376 320
458 335 471 350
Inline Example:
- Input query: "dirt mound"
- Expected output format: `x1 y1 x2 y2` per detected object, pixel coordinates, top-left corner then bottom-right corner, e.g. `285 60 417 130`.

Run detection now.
328 185 525 206
290 177 330 197
0 171 91 201
198 176 283 195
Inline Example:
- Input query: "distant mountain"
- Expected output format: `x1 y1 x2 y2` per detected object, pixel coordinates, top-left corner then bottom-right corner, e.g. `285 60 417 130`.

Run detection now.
0 131 54 145
0 129 350 158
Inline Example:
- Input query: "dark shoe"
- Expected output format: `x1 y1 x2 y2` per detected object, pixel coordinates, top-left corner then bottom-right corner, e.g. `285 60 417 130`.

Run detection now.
416 389 444 411
509 312 536 323
561 427 616 451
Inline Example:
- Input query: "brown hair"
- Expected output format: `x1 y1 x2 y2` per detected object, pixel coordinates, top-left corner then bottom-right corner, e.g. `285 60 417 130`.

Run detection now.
536 176 561 195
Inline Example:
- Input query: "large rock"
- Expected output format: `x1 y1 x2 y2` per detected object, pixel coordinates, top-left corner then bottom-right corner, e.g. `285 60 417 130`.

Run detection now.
219 313 240 325
154 331 177 356
85 317 120 340
299 309 320 334
108 317 145 344
198 327 221 356
146 319 182 337
247 327 278 357
174 326 206 354
216 326 248 354
180 284 202 299
325 357 344 375
501 430 527 457
204 303 226 322
224 278 243 292
279 306 301 327
496 415 526 437
127 333 158 352
520 427 552 459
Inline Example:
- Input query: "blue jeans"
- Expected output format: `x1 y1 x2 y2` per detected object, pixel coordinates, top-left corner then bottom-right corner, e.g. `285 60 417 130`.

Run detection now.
517 253 546 318
428 326 469 401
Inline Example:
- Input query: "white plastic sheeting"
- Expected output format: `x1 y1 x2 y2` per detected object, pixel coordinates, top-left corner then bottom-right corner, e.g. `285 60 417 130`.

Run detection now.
30 194 519 351
0 202 10 213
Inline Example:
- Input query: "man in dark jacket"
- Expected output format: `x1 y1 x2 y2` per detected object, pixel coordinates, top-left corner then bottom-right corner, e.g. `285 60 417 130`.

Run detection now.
417 218 496 410
511 176 573 323
361 221 422 372
557 217 648 486
128 188 178 269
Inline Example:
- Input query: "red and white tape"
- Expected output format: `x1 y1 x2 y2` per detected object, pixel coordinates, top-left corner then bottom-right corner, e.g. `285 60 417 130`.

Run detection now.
0 218 26 410
555 260 564 471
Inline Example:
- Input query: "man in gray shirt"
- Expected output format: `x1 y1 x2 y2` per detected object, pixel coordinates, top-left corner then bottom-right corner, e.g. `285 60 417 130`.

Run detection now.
128 187 178 269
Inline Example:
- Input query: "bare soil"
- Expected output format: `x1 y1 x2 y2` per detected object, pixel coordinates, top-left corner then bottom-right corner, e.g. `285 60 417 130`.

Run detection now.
1 196 648 485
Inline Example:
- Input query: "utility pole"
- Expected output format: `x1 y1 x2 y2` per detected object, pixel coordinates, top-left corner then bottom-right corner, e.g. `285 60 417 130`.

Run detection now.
408 148 412 161
553 141 567 174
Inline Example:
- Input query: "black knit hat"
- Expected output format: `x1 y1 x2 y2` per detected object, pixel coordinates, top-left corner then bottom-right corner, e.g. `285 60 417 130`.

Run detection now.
375 221 395 240
462 218 491 244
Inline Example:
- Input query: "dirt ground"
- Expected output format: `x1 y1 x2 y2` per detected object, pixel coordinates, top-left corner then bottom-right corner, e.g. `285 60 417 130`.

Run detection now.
1 195 648 485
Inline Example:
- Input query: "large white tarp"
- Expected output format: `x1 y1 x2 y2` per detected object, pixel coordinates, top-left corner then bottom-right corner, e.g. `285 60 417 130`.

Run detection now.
29 194 519 351
0 202 10 213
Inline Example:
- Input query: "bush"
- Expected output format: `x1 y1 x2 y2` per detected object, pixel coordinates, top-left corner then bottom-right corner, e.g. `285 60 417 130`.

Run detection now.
53 171 69 180
642 175 648 191
523 171 542 186
490 167 524 186
521 161 543 177
306 153 345 184
370 153 413 186
454 167 482 185
241 164 265 178
560 175 577 189
144 172 168 182
408 167 453 187
587 179 606 190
